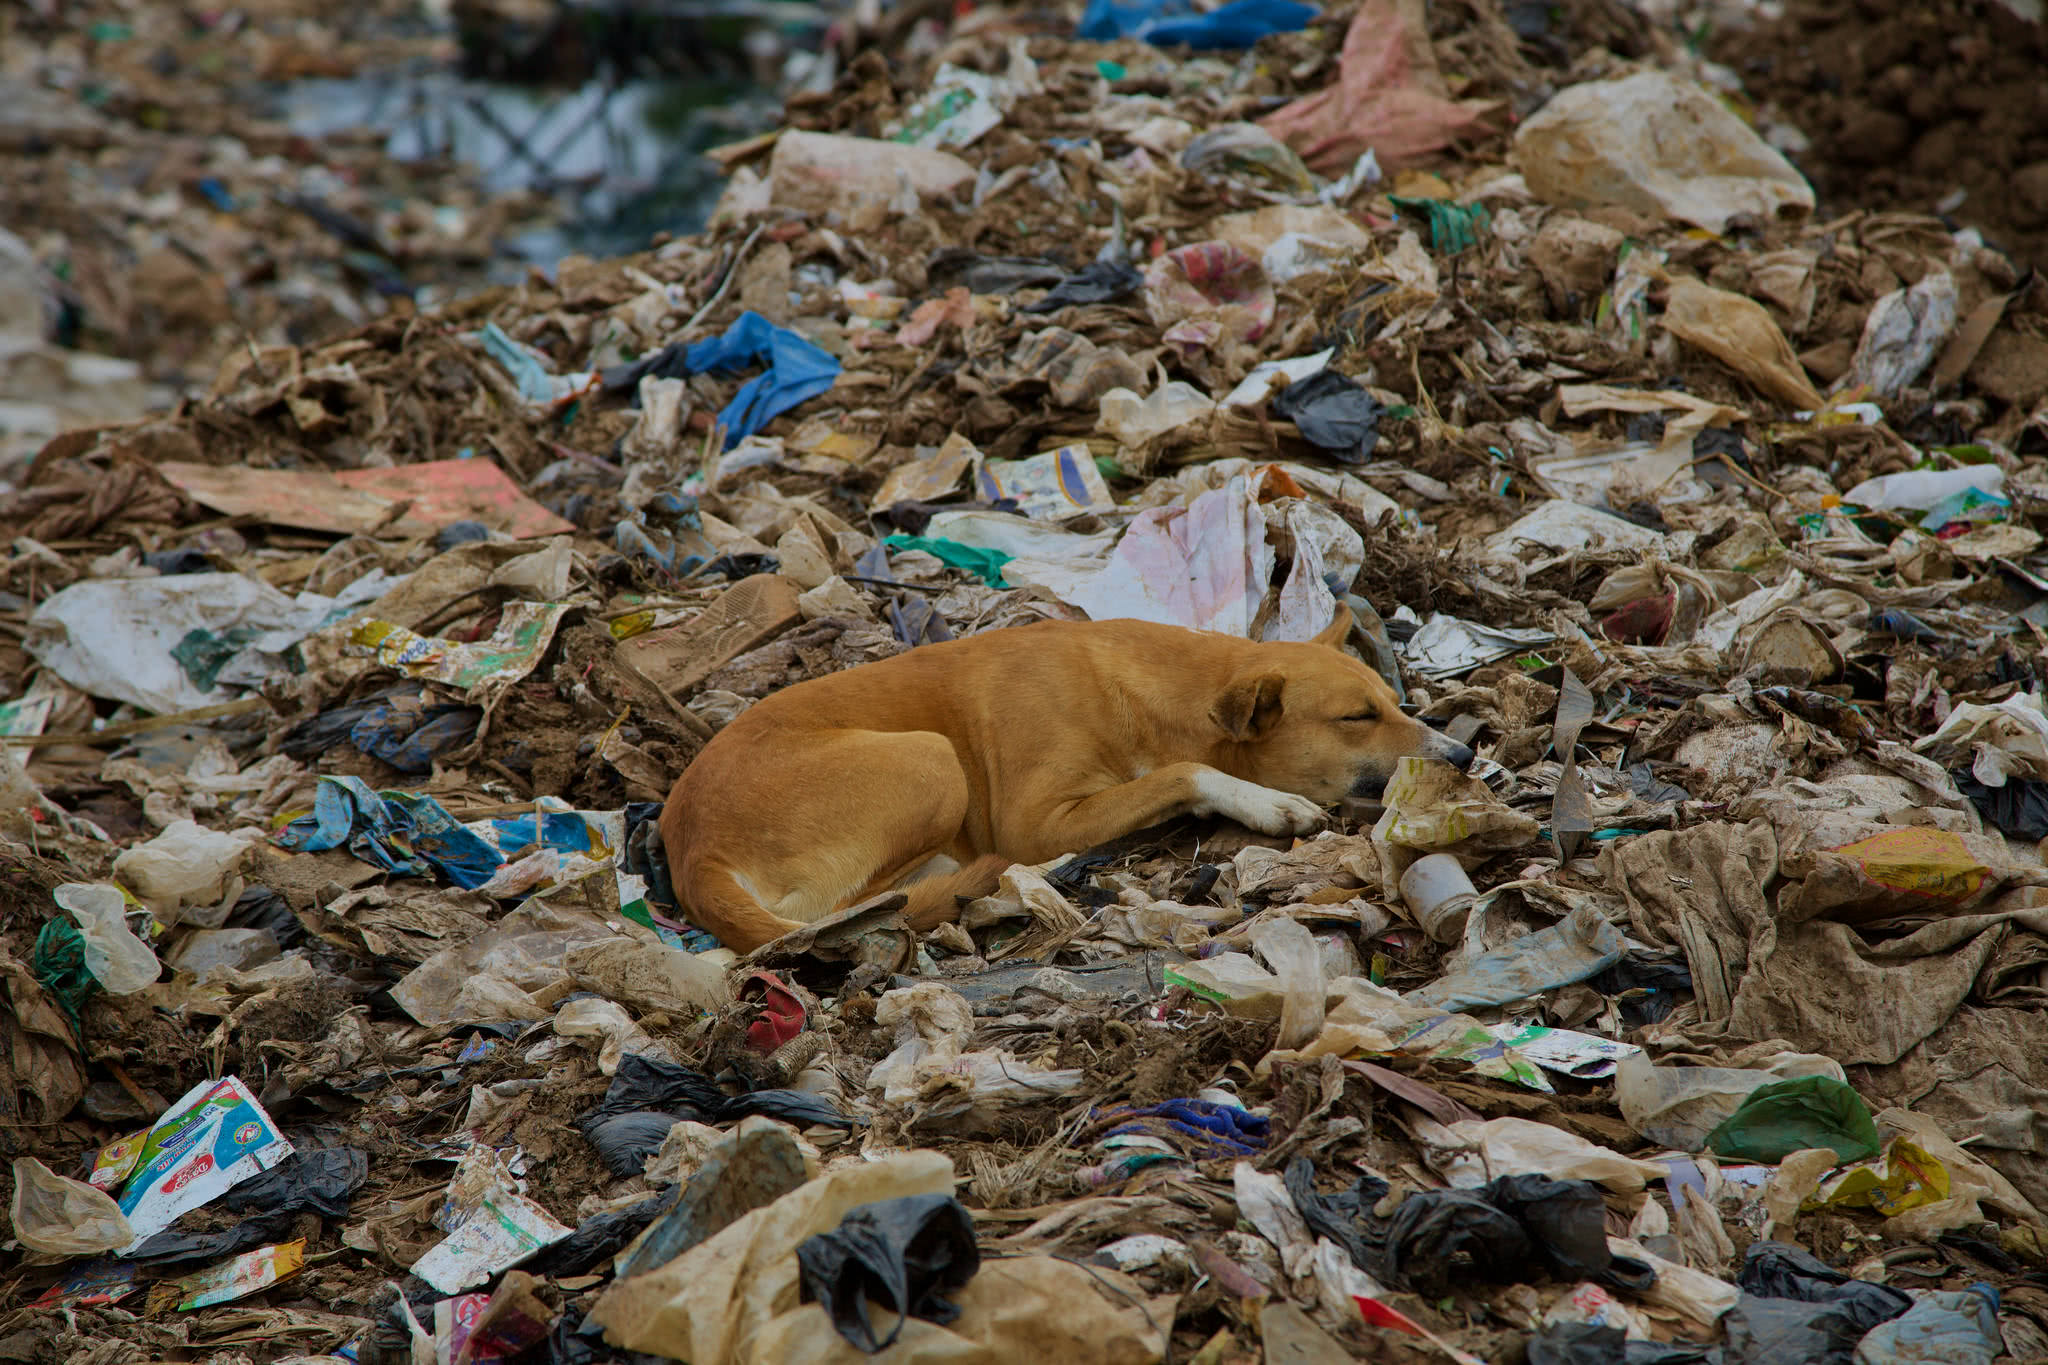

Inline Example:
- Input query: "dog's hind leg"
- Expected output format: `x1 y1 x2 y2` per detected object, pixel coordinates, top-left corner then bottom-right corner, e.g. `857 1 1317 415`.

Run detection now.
664 728 977 953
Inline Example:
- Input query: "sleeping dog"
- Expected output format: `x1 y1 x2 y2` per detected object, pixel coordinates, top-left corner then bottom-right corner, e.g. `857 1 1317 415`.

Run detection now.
660 609 1474 952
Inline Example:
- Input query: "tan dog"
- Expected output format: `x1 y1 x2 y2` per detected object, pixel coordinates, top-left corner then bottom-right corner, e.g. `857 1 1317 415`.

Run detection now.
660 611 1474 952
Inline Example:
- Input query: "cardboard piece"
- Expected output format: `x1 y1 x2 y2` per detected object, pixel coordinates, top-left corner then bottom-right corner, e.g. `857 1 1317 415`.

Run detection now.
615 573 804 696
160 458 575 539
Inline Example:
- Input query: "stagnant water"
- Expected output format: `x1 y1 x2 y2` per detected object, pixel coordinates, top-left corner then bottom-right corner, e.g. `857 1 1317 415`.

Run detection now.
272 68 787 268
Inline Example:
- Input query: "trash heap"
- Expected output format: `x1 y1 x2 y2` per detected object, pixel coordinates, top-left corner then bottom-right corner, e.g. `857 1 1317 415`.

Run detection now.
5 1 2048 1362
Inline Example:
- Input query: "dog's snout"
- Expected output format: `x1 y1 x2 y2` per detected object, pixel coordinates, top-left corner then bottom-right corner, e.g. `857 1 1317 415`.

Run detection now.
1418 728 1475 772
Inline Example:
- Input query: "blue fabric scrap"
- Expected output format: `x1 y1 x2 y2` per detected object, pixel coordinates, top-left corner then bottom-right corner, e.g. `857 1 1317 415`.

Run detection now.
685 311 840 450
275 775 504 889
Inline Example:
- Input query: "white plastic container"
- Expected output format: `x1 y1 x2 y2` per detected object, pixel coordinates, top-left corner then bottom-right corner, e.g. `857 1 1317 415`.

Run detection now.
1398 852 1478 945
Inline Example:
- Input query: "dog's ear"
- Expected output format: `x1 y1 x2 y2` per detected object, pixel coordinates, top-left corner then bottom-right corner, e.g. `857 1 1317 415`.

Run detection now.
1213 673 1286 741
1310 603 1354 650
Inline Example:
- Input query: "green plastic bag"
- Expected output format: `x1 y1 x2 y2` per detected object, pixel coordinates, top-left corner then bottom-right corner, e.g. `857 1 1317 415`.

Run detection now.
882 535 1012 588
30 917 98 1039
1706 1075 1880 1165
1388 197 1492 255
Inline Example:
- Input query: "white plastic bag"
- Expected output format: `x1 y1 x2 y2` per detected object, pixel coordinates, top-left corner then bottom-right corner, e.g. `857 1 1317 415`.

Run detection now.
10 1156 135 1256
1251 917 1327 1051
111 819 260 925
53 883 160 994
1515 70 1813 234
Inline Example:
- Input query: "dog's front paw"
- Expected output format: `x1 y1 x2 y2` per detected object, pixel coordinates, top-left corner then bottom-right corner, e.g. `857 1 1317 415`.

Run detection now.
1195 772 1328 836
1239 789 1329 837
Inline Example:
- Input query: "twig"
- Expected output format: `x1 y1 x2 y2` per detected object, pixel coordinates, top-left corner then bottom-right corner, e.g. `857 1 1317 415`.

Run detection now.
681 222 767 336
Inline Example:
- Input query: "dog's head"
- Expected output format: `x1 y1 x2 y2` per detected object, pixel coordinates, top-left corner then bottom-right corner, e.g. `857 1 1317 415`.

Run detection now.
1211 607 1474 800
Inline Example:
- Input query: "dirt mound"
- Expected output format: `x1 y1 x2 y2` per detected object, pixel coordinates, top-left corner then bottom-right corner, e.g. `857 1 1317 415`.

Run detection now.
1714 0 2048 267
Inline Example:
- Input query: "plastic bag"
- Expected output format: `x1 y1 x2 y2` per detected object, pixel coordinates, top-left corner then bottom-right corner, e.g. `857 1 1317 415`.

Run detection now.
1615 1054 1843 1152
1526 1322 1626 1365
1097 382 1216 449
111 820 260 926
1845 464 2005 512
583 1053 854 1131
796 1194 980 1352
1736 1241 1910 1334
1514 70 1814 234
1409 906 1626 1014
164 927 279 983
1852 1288 2000 1365
569 941 737 1023
1722 1295 1866 1365
52 883 160 994
1251 917 1328 1050
1808 1138 1951 1218
1286 1157 1651 1298
1844 270 1958 397
1662 276 1824 411
1270 370 1381 463
589 1150 957 1362
1707 1076 1881 1165
10 1156 135 1256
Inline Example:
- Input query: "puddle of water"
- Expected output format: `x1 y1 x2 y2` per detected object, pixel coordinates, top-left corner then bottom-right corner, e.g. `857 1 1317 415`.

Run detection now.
273 72 782 266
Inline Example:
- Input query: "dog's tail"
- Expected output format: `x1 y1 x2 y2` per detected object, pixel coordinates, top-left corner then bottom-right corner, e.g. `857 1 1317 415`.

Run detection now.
898 853 1009 930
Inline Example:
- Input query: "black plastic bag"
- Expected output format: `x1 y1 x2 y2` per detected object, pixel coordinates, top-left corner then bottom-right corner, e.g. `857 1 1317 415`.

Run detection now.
621 802 679 920
223 886 306 951
1489 1174 1654 1291
1955 772 2048 842
1377 1185 1529 1296
1721 1293 1864 1365
1286 1158 1652 1298
536 1309 676 1365
143 548 213 575
581 1056 854 1175
526 1191 672 1278
582 1112 681 1179
1284 1156 1392 1278
586 1053 854 1129
1736 1242 1910 1334
1270 370 1381 463
797 1194 980 1353
127 1209 298 1265
133 1146 371 1263
1020 260 1144 313
222 1147 368 1218
1626 1344 1721 1365
1588 949 1695 1027
615 1118 812 1278
1529 1322 1628 1365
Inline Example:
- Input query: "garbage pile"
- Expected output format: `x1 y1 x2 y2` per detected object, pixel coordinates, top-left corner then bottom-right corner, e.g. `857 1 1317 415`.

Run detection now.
5 0 2048 1362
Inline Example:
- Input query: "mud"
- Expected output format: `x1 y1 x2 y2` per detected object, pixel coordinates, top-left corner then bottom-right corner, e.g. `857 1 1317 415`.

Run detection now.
1714 0 2048 267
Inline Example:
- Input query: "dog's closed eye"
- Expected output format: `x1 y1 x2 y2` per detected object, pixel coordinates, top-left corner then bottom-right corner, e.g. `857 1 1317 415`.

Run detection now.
1340 710 1381 723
